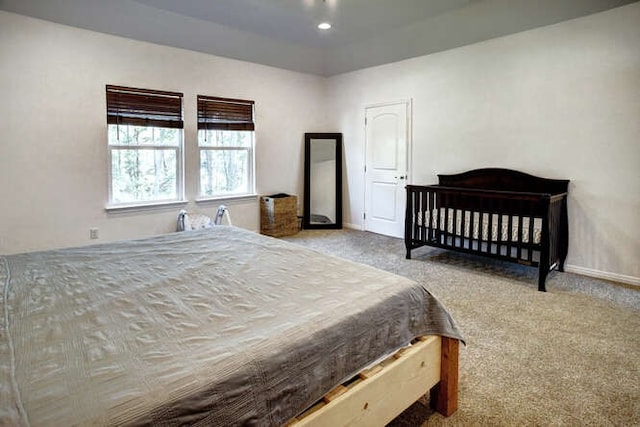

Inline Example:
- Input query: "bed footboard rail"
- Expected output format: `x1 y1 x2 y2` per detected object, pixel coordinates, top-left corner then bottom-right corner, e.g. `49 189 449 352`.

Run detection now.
405 185 568 291
287 335 459 426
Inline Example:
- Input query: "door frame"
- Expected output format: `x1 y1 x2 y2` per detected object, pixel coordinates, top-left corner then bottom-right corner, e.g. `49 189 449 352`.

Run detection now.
363 98 413 233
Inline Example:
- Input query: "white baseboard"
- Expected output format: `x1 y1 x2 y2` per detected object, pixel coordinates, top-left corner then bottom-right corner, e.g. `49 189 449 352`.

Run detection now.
565 264 640 287
300 226 640 288
343 222 364 230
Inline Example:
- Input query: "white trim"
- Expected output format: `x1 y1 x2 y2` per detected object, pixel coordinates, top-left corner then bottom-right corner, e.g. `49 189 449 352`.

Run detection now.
406 99 413 186
363 99 412 237
105 200 188 214
565 264 640 287
343 222 364 231
195 194 258 204
364 98 413 110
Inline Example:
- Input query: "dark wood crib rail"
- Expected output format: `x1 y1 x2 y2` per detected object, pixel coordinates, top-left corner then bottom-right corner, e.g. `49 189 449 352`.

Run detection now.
405 169 569 292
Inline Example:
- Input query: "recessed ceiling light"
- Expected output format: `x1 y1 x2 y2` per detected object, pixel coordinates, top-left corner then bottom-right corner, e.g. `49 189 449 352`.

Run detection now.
317 22 332 30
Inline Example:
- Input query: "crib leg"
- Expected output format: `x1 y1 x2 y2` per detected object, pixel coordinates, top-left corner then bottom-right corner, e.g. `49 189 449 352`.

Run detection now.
558 258 566 272
406 249 412 259
538 267 548 292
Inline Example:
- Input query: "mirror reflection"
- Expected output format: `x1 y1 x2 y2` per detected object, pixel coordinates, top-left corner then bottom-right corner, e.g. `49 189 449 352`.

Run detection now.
309 139 336 224
303 133 342 229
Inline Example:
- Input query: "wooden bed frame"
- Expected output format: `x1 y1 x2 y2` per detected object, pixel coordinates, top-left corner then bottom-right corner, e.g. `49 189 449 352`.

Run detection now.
405 168 569 291
286 336 459 426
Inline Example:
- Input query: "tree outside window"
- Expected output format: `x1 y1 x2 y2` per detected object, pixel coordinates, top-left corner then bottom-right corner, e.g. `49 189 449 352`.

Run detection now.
106 85 184 207
197 96 255 198
109 125 181 203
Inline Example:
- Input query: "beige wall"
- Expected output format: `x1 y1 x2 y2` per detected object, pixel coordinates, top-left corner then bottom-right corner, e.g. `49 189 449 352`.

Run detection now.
327 3 640 284
0 11 327 253
1 4 639 285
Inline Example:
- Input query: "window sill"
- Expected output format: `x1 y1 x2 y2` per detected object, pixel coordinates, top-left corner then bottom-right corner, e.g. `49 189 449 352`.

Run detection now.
105 200 188 214
195 194 258 205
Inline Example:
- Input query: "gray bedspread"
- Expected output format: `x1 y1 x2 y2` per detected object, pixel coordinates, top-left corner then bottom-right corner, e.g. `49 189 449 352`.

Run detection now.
0 226 462 426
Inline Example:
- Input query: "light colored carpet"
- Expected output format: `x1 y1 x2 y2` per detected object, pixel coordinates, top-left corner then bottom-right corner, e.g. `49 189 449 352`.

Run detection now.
282 229 640 426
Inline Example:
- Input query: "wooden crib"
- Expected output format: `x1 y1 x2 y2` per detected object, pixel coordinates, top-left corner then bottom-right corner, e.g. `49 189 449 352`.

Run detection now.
405 169 569 291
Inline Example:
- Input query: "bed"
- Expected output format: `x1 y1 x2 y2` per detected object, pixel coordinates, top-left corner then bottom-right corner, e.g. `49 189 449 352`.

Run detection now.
405 168 569 292
1 226 462 426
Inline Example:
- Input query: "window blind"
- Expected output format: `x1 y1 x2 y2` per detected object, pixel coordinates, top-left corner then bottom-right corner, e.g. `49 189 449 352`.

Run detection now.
197 95 255 131
106 85 184 129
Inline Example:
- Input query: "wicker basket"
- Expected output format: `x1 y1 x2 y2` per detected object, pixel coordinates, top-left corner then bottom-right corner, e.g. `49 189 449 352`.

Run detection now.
260 194 299 237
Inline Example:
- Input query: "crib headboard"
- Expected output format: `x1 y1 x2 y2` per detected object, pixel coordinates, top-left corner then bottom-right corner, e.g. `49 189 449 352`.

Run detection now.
437 168 569 195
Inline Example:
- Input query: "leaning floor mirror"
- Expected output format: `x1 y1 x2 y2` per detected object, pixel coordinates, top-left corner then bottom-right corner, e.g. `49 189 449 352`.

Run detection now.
303 133 342 229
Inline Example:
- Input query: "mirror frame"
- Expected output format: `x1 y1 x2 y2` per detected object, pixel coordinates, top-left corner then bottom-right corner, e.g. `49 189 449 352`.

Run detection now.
303 133 343 229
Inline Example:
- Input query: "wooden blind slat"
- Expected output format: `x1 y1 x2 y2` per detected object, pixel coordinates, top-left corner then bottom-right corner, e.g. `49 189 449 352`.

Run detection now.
106 85 183 128
197 95 255 131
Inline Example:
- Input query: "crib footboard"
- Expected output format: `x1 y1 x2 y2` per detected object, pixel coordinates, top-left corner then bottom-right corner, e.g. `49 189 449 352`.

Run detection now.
405 184 568 291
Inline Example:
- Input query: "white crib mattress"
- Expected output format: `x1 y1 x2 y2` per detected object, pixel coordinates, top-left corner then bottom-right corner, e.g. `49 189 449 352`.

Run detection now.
418 209 542 244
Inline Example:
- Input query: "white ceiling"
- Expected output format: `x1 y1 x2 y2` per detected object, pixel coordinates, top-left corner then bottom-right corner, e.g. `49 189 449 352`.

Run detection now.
0 0 636 76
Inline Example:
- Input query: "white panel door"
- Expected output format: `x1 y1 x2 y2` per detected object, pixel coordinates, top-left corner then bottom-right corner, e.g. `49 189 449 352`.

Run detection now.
364 101 410 238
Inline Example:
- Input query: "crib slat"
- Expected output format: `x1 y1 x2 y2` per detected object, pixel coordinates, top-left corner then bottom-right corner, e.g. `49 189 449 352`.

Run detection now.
411 189 416 243
477 202 484 253
517 200 524 261
527 210 535 263
507 208 514 259
469 208 473 250
487 205 494 254
443 197 450 247
497 214 503 256
430 191 437 241
418 189 424 242
462 207 466 249
419 189 423 242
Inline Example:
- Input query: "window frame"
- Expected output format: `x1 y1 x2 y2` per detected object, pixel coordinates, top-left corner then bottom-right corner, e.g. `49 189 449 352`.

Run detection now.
196 95 256 200
105 85 185 209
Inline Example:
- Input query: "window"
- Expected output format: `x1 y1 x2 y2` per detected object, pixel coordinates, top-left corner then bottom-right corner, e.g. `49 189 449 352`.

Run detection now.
197 95 255 198
106 85 184 206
